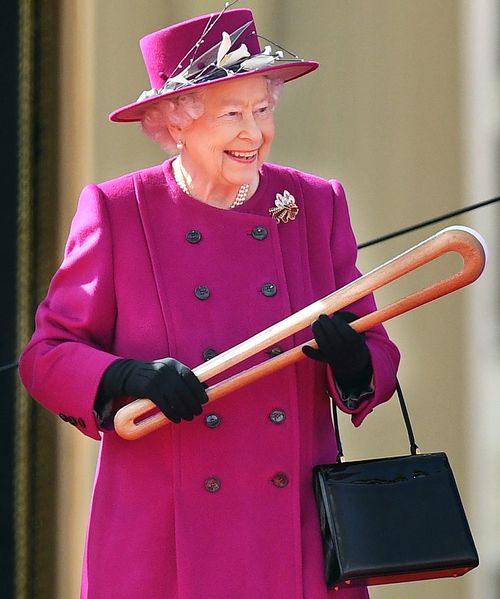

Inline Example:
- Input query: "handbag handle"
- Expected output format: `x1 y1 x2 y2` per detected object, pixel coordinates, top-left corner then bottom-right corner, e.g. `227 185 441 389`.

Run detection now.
331 377 418 463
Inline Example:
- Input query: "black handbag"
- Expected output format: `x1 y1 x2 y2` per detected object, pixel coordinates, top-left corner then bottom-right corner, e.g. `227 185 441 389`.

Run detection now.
313 379 479 590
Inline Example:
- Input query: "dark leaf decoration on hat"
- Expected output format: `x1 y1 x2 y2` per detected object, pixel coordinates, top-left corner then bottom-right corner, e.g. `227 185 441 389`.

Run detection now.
177 20 253 83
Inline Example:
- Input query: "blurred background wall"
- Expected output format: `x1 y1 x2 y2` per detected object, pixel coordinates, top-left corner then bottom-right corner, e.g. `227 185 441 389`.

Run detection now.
13 1 499 598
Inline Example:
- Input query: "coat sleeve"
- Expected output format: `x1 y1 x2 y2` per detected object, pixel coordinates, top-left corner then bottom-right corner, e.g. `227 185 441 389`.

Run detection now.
326 179 400 426
19 184 121 440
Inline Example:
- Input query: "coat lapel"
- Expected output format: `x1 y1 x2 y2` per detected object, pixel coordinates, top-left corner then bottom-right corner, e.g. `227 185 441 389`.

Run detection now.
132 166 178 357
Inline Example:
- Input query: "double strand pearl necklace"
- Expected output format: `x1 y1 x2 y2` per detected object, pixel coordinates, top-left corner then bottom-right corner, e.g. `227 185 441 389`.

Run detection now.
173 158 250 209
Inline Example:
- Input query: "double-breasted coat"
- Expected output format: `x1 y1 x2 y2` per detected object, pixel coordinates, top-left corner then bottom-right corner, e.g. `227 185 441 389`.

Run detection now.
20 158 400 599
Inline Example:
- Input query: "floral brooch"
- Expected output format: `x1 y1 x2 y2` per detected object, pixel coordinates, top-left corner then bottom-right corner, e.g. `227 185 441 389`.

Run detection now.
269 190 299 224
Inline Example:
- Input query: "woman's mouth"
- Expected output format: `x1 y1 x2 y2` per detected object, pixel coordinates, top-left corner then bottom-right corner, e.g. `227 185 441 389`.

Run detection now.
224 150 258 163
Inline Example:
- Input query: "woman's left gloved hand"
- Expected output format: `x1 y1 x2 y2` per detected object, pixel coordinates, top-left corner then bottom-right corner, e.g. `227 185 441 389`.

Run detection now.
302 311 373 393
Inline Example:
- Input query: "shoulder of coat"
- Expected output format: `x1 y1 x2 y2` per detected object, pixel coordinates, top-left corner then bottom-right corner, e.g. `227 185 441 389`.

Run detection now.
91 162 165 204
262 162 341 203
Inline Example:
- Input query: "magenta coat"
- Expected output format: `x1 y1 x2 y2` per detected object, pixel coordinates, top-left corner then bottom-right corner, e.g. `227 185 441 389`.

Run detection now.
20 158 400 599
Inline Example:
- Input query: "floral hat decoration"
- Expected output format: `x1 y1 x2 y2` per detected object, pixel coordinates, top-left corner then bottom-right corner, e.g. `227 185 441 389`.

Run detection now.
109 1 319 123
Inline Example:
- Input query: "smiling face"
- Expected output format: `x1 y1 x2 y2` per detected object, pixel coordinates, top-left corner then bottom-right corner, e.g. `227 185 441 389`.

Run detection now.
170 75 276 202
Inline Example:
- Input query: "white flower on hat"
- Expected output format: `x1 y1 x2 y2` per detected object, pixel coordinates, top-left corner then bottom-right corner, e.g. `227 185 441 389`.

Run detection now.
216 31 250 68
137 88 160 102
137 73 191 101
160 74 191 91
241 46 284 71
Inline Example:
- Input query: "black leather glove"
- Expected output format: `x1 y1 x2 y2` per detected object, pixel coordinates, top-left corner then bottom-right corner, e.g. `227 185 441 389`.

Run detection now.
97 358 208 423
302 311 373 394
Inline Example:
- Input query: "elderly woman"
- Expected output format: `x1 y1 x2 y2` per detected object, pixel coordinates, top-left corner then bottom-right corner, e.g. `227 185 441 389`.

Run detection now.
20 6 399 599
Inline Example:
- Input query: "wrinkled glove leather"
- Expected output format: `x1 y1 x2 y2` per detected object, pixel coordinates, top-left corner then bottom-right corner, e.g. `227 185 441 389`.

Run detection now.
302 311 373 394
97 358 208 424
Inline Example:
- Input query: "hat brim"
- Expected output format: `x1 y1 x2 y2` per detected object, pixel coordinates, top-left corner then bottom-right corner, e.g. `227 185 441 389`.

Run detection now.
109 61 319 123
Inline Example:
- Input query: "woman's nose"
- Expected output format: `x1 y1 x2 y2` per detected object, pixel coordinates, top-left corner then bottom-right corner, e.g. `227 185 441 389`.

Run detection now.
238 115 263 143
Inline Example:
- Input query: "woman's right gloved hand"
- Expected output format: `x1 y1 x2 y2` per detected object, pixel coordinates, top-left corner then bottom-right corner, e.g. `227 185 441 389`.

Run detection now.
98 358 208 423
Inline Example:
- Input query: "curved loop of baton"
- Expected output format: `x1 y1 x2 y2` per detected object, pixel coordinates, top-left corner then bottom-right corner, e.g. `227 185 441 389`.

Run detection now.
114 226 487 441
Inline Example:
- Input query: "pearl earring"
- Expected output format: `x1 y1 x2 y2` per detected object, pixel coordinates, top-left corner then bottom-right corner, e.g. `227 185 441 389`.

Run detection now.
176 140 183 152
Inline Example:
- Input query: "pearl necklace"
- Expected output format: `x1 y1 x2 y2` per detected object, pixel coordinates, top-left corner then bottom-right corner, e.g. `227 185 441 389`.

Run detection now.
173 159 250 209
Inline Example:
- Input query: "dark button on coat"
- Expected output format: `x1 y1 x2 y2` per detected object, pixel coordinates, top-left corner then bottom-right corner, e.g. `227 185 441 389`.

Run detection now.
204 413 222 428
186 229 202 244
269 408 286 424
271 472 290 488
194 285 210 300
261 282 277 297
251 225 268 240
202 348 218 362
204 477 221 493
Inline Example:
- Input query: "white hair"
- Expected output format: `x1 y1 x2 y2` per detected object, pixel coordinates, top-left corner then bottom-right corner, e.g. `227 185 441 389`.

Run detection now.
141 77 284 154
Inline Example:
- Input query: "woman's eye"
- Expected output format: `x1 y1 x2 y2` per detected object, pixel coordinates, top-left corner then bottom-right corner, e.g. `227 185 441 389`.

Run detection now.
220 111 240 119
255 105 271 117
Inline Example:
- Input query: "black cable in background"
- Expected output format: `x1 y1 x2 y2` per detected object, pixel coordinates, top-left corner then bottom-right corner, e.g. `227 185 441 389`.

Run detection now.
357 196 499 249
1 195 498 374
